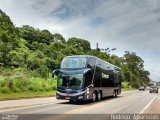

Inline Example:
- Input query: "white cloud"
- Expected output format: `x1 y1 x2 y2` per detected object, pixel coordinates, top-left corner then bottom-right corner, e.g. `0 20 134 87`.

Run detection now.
0 0 160 81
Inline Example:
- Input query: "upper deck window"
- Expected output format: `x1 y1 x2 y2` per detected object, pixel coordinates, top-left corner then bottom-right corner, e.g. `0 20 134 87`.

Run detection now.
61 57 87 69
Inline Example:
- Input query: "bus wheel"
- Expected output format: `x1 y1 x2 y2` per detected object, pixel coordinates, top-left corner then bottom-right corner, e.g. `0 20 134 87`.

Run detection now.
115 90 117 97
92 92 96 102
97 91 101 101
69 100 74 103
113 90 117 98
116 90 118 96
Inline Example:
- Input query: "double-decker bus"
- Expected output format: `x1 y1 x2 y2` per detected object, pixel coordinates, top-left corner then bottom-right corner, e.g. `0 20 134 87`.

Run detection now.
52 55 121 102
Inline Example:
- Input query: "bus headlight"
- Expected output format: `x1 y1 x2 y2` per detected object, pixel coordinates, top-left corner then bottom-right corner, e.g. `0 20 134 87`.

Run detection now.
87 95 89 99
78 96 83 99
56 91 61 95
87 88 89 94
87 90 89 94
76 91 86 96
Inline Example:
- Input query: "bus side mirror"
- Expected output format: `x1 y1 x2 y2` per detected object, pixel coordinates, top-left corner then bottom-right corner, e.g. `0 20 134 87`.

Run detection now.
55 65 60 69
83 68 91 74
52 69 59 78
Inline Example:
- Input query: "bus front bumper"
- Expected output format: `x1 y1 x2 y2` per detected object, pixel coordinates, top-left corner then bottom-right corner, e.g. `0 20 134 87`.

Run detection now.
56 91 90 101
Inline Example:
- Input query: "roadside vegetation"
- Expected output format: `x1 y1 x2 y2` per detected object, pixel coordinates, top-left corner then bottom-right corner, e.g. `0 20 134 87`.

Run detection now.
0 9 150 99
121 81 136 91
0 68 56 100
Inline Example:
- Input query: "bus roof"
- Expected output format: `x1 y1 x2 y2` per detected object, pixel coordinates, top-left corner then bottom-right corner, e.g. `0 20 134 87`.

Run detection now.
64 55 121 70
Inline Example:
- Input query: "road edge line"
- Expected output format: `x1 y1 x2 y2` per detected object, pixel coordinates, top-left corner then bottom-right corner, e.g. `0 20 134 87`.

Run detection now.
139 96 156 114
0 102 56 113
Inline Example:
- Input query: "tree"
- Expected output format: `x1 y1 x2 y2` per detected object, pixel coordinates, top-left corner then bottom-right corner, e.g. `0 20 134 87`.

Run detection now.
0 9 22 67
122 51 150 87
53 33 65 43
40 30 54 44
67 37 91 52
0 9 151 84
18 25 40 44
123 51 144 74
19 26 54 45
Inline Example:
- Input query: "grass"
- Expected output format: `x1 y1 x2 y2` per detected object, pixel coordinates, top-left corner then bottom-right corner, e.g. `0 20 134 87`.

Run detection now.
121 81 137 91
0 88 137 101
122 88 136 91
0 90 56 100
0 70 57 100
0 77 57 93
0 70 136 101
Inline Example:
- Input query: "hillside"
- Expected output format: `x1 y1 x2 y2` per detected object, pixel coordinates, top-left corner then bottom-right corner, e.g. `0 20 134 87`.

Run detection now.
0 9 150 96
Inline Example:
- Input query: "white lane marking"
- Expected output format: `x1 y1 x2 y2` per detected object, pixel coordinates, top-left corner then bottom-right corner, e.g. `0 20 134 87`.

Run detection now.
121 90 138 93
0 102 57 113
158 96 160 100
139 96 156 114
121 91 132 93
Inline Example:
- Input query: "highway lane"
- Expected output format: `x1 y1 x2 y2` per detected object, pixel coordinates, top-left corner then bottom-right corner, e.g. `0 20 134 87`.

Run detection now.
0 90 160 120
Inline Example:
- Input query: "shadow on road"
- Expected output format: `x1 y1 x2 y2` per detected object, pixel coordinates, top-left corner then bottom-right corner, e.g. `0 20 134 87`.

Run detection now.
56 96 123 105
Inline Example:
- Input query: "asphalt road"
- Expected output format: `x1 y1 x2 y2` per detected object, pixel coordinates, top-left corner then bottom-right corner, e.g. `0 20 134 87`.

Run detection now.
0 90 160 120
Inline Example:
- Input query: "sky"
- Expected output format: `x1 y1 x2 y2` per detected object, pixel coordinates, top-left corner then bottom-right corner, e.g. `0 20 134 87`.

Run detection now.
0 0 160 81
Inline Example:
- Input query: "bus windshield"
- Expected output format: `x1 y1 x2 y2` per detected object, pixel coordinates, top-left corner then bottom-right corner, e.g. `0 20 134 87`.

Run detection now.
61 57 87 69
57 74 84 90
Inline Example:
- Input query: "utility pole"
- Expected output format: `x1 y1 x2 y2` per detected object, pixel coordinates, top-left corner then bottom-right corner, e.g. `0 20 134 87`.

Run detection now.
96 42 98 49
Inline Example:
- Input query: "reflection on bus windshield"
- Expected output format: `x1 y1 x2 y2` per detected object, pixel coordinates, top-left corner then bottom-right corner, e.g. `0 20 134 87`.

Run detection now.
58 74 83 89
61 57 87 69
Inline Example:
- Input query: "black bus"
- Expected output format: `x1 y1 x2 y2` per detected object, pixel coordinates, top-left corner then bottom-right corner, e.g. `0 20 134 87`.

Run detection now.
52 55 121 102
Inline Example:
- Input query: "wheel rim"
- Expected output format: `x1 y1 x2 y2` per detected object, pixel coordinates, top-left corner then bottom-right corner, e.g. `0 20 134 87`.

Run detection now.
92 93 96 102
113 91 116 98
98 92 101 100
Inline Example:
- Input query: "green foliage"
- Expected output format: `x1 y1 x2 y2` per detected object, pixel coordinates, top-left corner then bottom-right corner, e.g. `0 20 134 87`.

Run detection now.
0 73 57 93
122 81 129 88
0 9 21 67
121 51 150 87
18 25 55 45
0 86 10 94
53 33 65 43
67 37 91 52
0 8 151 95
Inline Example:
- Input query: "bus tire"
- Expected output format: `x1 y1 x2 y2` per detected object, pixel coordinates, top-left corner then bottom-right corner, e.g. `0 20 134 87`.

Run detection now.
97 91 101 101
116 90 118 96
92 92 96 102
113 90 117 98
115 90 117 97
69 100 74 103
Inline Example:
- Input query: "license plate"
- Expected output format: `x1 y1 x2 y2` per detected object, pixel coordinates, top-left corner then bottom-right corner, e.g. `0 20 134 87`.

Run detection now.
65 97 70 100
